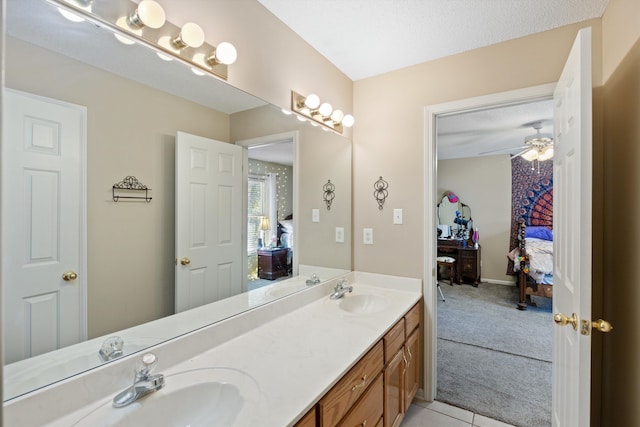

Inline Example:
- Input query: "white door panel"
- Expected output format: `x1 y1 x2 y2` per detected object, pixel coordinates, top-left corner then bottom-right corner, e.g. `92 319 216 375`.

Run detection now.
175 132 243 313
2 89 86 363
552 27 592 427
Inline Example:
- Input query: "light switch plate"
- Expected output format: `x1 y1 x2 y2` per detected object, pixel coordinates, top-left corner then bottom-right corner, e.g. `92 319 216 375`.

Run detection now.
335 227 344 243
363 228 373 245
393 208 403 224
312 209 320 223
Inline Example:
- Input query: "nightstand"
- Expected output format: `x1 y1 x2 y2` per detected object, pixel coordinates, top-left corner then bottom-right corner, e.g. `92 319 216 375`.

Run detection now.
257 247 289 280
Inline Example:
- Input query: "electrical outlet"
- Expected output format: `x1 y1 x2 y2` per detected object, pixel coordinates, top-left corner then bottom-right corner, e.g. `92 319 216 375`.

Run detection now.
363 228 373 245
393 208 403 224
335 227 344 243
312 209 320 223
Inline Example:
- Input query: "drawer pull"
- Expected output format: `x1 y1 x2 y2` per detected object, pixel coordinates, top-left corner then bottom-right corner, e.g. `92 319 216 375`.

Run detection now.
360 421 367 427
351 374 368 391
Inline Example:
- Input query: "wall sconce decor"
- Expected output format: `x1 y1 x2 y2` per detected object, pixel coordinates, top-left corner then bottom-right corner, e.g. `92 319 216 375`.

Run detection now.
373 176 388 210
323 180 335 210
50 0 237 80
291 91 354 134
113 176 152 202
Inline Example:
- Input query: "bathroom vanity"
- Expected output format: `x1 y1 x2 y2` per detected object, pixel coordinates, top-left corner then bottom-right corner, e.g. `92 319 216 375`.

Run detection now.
3 272 422 426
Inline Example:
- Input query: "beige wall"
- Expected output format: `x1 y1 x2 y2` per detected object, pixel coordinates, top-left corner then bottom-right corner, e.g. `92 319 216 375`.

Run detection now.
6 38 229 338
601 1 640 423
438 155 513 283
160 0 353 135
352 19 602 280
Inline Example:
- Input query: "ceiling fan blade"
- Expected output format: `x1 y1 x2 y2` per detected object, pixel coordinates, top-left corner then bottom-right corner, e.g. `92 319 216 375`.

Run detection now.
510 148 532 159
478 145 528 155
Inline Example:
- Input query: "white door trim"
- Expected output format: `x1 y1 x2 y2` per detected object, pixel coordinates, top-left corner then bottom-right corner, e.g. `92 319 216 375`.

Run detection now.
235 131 299 291
422 83 556 400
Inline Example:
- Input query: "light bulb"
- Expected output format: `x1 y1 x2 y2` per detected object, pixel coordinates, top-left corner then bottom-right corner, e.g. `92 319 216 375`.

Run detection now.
522 149 539 161
318 102 333 117
173 23 205 49
304 94 320 109
538 147 554 161
330 109 344 123
128 0 166 29
342 114 355 128
214 42 237 65
58 8 85 22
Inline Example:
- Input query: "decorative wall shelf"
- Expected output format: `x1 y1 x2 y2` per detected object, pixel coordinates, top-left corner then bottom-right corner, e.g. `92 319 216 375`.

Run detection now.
113 176 152 202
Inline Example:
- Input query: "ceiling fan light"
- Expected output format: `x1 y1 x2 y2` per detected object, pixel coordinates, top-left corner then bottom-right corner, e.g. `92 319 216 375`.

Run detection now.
522 149 539 162
538 147 554 161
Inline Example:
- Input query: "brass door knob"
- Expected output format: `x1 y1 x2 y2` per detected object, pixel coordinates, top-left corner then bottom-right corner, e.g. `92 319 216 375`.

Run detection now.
592 319 613 333
180 257 191 266
62 271 78 281
554 312 578 330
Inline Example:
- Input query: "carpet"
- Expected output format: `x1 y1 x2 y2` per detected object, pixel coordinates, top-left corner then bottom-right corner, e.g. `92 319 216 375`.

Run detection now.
436 282 552 427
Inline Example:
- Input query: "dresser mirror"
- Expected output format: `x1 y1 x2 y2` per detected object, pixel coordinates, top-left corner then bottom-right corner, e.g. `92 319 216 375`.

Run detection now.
3 0 351 400
437 191 472 238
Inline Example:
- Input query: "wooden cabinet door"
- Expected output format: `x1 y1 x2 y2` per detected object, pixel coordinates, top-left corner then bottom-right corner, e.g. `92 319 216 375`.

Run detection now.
384 348 405 427
295 407 316 427
404 328 420 411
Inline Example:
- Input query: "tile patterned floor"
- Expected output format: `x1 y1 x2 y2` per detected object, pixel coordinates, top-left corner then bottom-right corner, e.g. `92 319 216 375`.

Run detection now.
402 400 516 427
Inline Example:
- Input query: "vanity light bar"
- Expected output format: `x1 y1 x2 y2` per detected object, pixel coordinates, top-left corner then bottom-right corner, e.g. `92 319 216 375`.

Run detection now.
291 91 354 135
48 0 235 80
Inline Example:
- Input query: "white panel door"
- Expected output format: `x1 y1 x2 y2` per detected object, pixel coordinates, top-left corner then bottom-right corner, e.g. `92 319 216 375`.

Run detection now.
2 89 86 364
552 28 592 427
175 131 243 313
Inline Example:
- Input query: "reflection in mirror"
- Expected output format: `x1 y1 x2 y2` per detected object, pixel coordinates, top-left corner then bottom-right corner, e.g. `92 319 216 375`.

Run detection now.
437 191 472 240
2 0 351 401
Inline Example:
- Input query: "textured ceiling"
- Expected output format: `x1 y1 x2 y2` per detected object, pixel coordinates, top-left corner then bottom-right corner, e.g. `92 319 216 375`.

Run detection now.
258 0 609 81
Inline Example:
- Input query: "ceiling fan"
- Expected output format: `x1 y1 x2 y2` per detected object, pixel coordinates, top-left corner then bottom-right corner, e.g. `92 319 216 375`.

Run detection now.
478 121 554 161
512 121 554 161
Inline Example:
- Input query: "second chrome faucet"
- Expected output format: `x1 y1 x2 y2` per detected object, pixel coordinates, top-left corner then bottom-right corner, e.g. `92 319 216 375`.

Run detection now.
330 279 353 300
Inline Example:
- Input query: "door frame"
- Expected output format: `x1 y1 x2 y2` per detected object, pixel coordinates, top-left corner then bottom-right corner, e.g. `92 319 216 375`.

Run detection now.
422 83 556 400
235 131 299 291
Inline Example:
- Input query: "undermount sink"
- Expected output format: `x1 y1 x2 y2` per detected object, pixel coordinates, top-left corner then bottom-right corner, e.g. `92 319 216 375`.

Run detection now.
72 367 264 427
338 294 390 314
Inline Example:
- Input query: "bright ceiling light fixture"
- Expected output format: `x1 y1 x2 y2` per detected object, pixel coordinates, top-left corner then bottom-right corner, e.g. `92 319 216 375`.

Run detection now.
290 91 354 134
47 0 237 80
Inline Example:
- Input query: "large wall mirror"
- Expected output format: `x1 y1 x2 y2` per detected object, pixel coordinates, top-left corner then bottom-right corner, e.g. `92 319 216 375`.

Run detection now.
3 0 352 401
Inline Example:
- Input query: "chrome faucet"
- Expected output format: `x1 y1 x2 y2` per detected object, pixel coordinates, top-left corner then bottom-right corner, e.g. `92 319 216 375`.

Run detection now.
113 353 165 408
306 273 321 286
329 278 353 300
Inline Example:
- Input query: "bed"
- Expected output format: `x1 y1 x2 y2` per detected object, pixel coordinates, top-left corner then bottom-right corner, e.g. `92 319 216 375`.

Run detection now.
508 222 554 310
277 214 294 273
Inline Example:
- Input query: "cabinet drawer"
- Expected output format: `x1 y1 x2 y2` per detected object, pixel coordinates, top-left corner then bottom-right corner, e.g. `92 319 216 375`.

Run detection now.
404 302 421 337
337 373 383 427
383 320 405 364
320 341 384 427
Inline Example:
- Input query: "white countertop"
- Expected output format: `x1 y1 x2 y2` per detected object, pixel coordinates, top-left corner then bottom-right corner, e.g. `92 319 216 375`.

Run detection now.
5 272 421 427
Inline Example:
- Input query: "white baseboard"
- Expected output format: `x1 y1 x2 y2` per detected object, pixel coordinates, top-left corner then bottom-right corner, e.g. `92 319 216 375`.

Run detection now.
481 278 517 286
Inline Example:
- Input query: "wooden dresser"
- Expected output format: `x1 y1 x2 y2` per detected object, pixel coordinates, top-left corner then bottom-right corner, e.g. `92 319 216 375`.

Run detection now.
437 239 481 286
257 247 289 280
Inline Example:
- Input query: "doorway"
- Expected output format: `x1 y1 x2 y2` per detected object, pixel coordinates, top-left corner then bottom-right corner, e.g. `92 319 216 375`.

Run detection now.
236 132 299 292
423 83 557 400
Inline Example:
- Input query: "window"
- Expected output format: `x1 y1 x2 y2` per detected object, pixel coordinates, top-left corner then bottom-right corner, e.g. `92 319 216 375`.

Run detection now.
247 176 266 255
